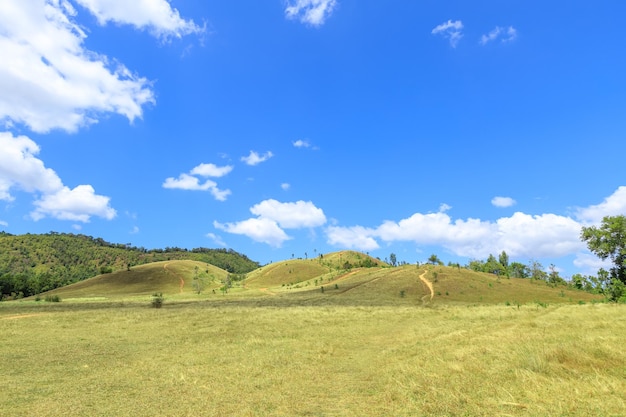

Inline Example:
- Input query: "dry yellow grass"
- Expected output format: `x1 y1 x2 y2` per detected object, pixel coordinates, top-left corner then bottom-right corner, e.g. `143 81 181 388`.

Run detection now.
1 300 624 416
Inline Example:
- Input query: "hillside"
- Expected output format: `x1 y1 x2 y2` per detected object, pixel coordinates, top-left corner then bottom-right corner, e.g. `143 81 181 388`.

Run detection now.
0 232 259 299
39 252 602 306
44 260 229 299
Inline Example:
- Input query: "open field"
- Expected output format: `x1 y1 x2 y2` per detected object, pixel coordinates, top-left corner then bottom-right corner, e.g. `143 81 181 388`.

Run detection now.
1 255 621 416
1 299 625 417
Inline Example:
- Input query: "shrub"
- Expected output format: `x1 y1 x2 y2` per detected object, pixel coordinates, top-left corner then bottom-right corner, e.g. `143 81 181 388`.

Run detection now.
151 292 164 308
44 294 61 302
399 290 406 298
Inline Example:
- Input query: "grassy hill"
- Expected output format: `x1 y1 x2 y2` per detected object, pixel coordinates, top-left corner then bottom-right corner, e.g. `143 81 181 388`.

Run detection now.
0 232 259 298
43 260 229 299
39 251 601 306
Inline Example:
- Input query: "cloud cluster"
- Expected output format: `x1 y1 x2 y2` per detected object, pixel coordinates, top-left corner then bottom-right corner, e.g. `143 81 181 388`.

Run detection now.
0 132 116 222
73 0 204 39
480 26 518 45
216 187 626 270
0 1 201 225
491 196 516 208
241 150 274 166
163 163 233 201
431 20 464 48
285 0 337 27
215 199 326 247
432 20 518 48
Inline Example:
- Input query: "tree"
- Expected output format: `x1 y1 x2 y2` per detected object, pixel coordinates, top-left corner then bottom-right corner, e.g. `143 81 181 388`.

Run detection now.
498 251 509 269
389 253 397 267
428 254 442 265
581 215 626 286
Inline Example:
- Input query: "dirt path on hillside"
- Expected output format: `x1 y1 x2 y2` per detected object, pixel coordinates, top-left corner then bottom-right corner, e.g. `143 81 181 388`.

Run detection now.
164 263 184 293
419 269 434 302
259 288 276 296
1 313 48 320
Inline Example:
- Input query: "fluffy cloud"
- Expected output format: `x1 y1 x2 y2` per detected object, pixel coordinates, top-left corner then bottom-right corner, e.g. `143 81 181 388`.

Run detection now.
431 20 463 48
31 184 116 222
0 0 160 133
293 139 310 148
0 132 115 222
241 150 273 166
215 199 327 247
480 26 518 45
163 162 233 201
214 218 291 247
326 205 588 260
285 0 337 27
575 186 626 224
491 196 516 208
0 132 62 200
326 225 379 251
73 0 204 39
250 199 326 229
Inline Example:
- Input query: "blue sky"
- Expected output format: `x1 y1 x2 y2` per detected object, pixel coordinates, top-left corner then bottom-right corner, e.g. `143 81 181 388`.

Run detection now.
1 1 625 276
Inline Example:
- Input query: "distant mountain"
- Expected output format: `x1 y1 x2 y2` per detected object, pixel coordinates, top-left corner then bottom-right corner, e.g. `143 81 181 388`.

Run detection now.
0 232 259 299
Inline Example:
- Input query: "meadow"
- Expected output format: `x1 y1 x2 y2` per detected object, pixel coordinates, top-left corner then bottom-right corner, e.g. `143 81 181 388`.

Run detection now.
1 258 624 416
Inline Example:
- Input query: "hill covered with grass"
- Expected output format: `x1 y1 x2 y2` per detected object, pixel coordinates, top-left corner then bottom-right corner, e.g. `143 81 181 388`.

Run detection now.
0 232 259 299
39 250 601 306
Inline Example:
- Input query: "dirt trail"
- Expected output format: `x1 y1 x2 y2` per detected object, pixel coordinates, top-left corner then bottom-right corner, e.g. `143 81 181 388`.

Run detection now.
1 313 48 320
164 263 184 293
419 269 434 302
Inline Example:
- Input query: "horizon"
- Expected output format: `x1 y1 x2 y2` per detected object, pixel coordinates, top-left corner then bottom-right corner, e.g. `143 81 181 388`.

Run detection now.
1 1 625 277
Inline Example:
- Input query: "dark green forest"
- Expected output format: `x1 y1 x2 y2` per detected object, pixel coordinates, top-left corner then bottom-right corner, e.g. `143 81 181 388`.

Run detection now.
0 232 259 299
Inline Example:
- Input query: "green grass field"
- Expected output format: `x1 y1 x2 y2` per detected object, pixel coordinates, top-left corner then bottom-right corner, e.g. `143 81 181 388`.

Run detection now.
1 255 624 416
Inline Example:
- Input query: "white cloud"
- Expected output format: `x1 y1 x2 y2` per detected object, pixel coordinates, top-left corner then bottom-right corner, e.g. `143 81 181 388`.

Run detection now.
575 186 626 224
0 131 115 222
573 252 612 276
241 150 274 166
285 0 337 27
491 196 516 208
0 132 63 201
31 184 117 222
215 199 327 247
214 218 291 248
326 225 379 251
326 209 584 259
0 0 156 133
293 139 310 148
73 0 204 39
431 20 463 48
206 232 226 247
281 183 290 190
163 162 233 201
162 173 231 201
480 26 517 45
190 163 233 178
130 226 139 234
0 220 8 227
250 199 326 229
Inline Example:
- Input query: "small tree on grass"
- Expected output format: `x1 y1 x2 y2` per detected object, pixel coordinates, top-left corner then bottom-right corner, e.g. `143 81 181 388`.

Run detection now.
151 293 164 308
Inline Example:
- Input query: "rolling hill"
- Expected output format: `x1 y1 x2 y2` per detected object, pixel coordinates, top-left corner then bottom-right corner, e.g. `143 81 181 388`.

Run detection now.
37 250 602 306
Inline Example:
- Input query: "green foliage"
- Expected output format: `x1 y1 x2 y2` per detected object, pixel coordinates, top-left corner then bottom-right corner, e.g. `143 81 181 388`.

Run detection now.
44 294 61 302
151 293 164 308
0 232 259 298
427 254 442 265
581 215 626 295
